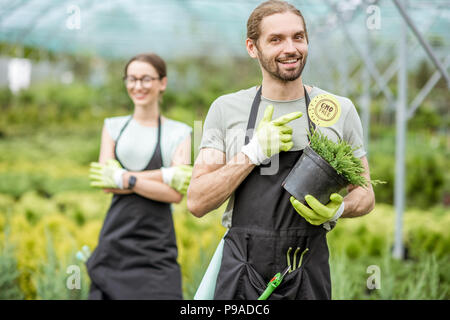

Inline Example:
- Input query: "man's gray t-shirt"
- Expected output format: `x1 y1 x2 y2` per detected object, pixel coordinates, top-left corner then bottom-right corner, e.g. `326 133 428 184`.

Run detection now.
199 85 366 228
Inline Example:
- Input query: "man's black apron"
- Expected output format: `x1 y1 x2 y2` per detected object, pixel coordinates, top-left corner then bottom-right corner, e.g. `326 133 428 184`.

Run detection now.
214 86 331 300
86 115 182 300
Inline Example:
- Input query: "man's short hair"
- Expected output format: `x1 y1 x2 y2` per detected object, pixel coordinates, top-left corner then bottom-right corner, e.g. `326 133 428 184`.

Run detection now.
247 0 309 45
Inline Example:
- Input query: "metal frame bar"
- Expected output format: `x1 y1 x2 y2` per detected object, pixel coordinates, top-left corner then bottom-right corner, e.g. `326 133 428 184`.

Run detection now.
0 0 30 24
324 0 395 107
373 9 441 97
12 1 67 43
407 55 450 119
393 6 407 260
391 1 449 259
361 1 372 155
392 0 450 87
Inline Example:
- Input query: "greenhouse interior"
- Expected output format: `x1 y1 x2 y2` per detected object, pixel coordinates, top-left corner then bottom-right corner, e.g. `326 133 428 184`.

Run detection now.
0 0 449 302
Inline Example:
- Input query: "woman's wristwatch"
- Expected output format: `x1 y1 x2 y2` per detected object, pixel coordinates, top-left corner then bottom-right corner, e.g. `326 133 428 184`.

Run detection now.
127 175 137 189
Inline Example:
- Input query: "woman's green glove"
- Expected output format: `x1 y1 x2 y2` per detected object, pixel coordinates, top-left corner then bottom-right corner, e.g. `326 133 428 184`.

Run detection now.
161 165 193 195
290 193 345 230
241 105 302 165
89 159 126 189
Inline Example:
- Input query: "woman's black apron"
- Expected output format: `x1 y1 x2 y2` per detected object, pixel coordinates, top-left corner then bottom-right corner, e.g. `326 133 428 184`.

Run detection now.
213 86 331 300
86 115 182 300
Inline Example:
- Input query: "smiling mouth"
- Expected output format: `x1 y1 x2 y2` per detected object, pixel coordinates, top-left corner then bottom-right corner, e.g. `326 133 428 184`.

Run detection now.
278 58 300 64
276 56 302 68
132 91 149 99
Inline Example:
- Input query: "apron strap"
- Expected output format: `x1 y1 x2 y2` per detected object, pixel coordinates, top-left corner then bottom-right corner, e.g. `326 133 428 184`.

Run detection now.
114 114 163 169
304 87 316 133
245 86 262 145
244 85 315 145
147 114 164 170
116 115 133 144
114 115 133 166
155 114 162 150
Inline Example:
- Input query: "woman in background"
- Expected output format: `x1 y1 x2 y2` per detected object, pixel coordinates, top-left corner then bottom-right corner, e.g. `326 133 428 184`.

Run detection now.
87 53 192 300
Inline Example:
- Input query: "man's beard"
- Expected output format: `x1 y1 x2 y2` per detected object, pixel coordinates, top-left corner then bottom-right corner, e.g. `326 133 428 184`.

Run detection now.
258 51 307 82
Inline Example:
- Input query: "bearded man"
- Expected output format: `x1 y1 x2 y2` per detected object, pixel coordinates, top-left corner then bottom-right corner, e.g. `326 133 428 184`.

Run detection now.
188 0 375 300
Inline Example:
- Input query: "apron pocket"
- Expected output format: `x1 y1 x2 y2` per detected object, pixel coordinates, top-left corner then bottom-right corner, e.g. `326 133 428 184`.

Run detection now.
216 229 329 300
267 246 311 300
247 233 276 281
278 233 331 300
215 230 270 299
235 263 267 300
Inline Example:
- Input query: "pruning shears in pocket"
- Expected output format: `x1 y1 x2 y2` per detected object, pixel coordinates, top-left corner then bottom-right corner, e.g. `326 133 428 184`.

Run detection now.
257 265 291 300
257 247 309 300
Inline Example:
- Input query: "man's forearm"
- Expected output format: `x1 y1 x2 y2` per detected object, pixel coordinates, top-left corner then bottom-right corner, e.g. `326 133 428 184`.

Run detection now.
341 185 375 218
188 152 255 217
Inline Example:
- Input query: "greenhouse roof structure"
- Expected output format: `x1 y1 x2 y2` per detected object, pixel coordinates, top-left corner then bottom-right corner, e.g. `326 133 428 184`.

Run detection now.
1 0 449 60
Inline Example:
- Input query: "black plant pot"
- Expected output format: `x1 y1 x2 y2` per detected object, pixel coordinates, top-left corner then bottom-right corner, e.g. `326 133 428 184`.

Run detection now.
282 146 349 205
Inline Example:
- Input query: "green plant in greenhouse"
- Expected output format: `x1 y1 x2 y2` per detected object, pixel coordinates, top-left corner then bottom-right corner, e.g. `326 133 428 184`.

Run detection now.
307 129 385 187
36 229 90 300
0 231 24 299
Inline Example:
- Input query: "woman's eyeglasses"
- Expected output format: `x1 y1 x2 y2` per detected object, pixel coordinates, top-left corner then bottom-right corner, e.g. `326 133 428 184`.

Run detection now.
124 75 161 88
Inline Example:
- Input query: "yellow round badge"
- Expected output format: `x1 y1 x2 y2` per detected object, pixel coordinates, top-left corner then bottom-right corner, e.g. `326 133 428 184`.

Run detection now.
307 94 341 127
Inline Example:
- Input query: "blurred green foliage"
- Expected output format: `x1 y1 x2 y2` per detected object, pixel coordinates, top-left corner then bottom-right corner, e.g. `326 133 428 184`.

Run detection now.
1 191 448 299
368 129 448 208
0 231 24 299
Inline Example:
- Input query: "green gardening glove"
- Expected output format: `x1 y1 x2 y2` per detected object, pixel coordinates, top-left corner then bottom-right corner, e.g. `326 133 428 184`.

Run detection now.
161 165 193 195
241 105 302 165
290 193 345 230
89 159 126 189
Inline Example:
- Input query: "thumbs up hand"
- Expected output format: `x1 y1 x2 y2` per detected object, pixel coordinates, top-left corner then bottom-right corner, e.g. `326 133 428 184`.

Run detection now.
241 104 302 165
